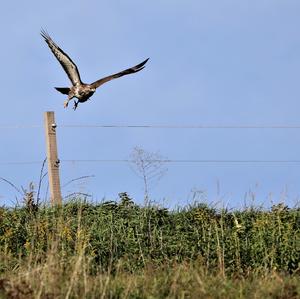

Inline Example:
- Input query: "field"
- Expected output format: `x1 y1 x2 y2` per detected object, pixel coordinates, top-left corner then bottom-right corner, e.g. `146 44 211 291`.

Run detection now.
0 193 299 298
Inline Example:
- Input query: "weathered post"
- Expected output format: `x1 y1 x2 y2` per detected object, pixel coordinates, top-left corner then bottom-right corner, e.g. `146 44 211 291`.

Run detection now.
44 111 62 205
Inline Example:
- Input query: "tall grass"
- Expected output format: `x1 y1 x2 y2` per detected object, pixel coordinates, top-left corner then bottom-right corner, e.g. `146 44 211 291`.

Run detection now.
0 193 299 298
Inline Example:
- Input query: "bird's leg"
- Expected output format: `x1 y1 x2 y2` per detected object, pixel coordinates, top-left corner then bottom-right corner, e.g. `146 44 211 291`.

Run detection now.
73 100 79 110
64 98 71 108
64 94 73 108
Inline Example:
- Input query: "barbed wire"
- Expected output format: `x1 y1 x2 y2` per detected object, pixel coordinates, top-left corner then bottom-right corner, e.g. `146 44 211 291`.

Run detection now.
0 161 42 165
62 159 300 163
0 125 41 129
2 159 300 165
58 124 300 129
3 124 300 129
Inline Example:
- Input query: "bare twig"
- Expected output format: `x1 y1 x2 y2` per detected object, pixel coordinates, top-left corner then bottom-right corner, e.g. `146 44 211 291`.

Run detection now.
64 192 92 199
0 177 23 195
36 158 47 206
130 147 168 205
62 175 95 188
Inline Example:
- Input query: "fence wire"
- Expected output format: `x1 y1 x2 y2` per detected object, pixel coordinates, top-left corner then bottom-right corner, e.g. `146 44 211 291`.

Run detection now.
1 123 300 165
3 124 300 129
2 159 300 165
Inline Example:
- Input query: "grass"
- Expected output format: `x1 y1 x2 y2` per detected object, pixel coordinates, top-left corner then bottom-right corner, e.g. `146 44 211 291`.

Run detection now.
0 192 299 298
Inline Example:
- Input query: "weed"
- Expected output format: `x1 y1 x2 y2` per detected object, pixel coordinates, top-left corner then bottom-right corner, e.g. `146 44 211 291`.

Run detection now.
0 196 299 298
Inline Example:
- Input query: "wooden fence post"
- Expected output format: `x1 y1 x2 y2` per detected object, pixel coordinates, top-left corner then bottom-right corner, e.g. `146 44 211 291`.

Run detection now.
44 111 62 205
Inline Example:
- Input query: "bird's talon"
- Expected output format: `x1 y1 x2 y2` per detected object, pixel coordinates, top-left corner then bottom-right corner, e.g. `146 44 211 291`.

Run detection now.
73 101 78 110
63 100 69 108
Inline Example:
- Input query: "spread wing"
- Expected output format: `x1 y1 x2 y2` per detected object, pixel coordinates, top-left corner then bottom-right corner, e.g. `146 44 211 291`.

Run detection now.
90 58 149 89
41 30 82 86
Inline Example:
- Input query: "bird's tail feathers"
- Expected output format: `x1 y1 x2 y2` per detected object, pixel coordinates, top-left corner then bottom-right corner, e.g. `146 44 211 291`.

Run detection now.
55 87 70 95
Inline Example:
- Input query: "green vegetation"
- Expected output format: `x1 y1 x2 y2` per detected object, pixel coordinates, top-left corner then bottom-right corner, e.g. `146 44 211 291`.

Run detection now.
0 193 299 298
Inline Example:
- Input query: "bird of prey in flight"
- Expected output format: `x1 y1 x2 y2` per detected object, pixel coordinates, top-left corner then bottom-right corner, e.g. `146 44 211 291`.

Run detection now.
41 30 149 110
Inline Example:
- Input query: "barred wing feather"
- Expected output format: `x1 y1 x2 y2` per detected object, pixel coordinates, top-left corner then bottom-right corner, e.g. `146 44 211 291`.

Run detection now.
90 58 149 89
41 30 82 86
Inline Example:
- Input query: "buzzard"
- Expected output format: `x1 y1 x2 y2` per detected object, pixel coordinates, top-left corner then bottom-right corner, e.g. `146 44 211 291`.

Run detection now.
41 30 149 110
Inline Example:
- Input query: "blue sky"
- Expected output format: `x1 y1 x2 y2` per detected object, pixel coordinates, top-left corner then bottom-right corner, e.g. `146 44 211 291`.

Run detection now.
1 1 300 208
